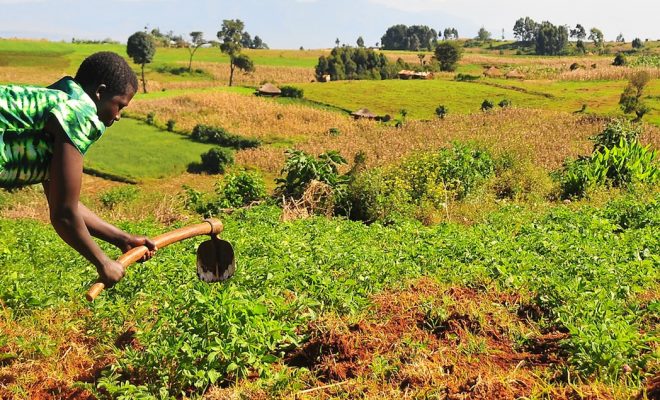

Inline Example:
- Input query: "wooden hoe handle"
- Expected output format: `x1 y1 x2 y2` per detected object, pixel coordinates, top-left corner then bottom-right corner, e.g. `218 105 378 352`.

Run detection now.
86 218 224 302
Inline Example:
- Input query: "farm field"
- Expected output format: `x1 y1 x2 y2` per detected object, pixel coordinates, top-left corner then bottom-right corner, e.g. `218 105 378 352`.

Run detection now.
0 32 659 400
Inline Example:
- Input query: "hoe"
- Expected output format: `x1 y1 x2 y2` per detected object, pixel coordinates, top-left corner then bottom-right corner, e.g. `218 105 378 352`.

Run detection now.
86 218 235 302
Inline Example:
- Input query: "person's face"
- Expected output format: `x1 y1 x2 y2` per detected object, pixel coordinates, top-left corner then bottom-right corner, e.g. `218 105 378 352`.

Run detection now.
95 85 135 127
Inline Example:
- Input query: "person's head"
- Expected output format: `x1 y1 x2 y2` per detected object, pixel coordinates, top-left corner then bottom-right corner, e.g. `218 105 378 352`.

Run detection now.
75 51 138 127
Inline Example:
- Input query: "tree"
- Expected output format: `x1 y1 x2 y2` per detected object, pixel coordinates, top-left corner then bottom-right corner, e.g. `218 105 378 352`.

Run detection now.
217 19 255 86
570 24 586 40
186 31 206 72
513 17 537 42
620 71 651 121
240 32 253 48
575 40 586 54
589 27 604 50
434 41 463 72
477 27 491 42
632 38 643 49
126 31 156 93
535 21 568 55
335 38 340 47
356 36 365 48
381 24 437 50
616 33 625 43
613 53 627 66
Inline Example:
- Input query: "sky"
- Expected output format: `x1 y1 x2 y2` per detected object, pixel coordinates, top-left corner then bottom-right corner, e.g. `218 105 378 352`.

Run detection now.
0 0 658 49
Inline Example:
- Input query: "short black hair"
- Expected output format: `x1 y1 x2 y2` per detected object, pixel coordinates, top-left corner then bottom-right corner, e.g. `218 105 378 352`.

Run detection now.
74 51 138 95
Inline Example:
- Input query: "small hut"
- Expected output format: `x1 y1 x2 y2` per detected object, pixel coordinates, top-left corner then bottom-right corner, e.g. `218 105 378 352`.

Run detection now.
505 70 526 80
483 66 503 78
257 83 282 96
351 108 378 120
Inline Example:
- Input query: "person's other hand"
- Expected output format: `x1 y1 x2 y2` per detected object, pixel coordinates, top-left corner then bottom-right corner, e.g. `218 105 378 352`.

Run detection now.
98 260 125 286
120 235 158 262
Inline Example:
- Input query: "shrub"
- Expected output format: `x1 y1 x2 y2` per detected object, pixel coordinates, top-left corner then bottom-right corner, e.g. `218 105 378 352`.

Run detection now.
498 99 512 108
191 125 260 149
612 53 627 66
166 119 176 132
435 105 448 119
344 143 495 223
454 73 480 81
328 127 341 136
216 171 267 208
200 147 234 174
557 121 659 198
275 150 348 199
619 71 651 121
99 186 139 209
280 86 304 98
481 99 494 111
490 155 555 201
145 112 155 125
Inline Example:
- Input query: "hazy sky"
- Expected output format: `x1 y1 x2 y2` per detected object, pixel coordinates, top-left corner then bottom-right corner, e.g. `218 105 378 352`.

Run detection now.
1 0 658 49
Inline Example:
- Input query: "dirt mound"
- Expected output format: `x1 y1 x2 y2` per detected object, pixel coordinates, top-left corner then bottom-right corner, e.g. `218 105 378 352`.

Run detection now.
285 278 570 398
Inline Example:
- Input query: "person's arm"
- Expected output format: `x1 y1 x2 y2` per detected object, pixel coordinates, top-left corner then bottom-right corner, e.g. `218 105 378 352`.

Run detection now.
44 116 126 285
43 180 157 262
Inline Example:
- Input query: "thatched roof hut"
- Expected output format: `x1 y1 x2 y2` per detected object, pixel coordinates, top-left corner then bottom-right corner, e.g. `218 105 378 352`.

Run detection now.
258 83 281 96
398 70 433 80
483 66 503 78
505 70 526 80
351 108 378 120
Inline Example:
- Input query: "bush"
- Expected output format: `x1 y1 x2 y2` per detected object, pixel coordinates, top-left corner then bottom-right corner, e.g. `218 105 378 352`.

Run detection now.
275 150 348 199
217 171 267 208
454 73 480 81
200 147 234 174
612 53 627 66
498 99 512 108
280 86 304 98
191 125 260 149
481 99 494 111
490 155 555 201
435 105 448 119
166 119 176 132
557 121 659 198
146 112 155 125
344 143 495 223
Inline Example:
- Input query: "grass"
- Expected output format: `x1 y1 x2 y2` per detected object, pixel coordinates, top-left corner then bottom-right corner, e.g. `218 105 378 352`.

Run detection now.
84 118 216 181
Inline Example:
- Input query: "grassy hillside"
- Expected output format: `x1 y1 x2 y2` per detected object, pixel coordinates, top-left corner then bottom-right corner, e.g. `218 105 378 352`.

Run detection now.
85 118 215 181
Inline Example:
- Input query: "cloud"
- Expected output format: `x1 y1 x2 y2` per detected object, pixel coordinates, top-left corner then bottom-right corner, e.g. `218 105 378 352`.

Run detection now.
366 0 449 12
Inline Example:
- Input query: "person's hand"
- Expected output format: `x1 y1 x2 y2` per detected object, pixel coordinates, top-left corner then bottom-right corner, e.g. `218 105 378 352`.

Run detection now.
119 235 158 262
98 260 125 286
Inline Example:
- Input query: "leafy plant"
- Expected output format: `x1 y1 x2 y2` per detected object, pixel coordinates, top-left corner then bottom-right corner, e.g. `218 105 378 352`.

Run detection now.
481 99 494 111
216 171 267 208
435 105 448 119
98 186 139 209
275 150 348 199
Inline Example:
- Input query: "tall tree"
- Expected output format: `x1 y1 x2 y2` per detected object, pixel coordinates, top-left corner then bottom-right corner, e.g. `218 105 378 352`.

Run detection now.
434 41 463 71
513 17 537 42
357 36 365 48
570 24 586 40
217 19 254 86
186 31 206 72
126 31 156 93
477 27 491 41
535 21 568 55
589 27 604 50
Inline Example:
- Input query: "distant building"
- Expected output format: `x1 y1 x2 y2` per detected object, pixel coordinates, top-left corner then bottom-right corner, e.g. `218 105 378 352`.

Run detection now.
483 66 503 78
257 83 282 96
351 108 378 120
398 70 433 80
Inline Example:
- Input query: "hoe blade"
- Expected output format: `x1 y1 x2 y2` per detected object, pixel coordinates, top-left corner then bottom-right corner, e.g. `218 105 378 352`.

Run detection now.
196 238 236 283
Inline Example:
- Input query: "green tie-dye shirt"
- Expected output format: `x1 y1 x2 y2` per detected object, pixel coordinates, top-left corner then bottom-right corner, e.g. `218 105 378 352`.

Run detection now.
0 77 105 188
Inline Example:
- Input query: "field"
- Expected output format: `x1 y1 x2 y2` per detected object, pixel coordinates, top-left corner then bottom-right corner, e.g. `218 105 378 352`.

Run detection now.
0 37 659 399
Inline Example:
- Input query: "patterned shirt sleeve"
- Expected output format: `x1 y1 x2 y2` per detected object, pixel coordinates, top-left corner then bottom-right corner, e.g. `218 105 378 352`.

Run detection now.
48 99 105 155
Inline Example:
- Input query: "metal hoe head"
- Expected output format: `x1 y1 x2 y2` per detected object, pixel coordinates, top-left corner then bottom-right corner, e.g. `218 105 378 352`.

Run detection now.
196 236 236 283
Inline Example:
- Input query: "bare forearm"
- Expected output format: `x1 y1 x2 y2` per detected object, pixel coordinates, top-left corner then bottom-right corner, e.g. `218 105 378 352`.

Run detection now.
50 208 111 270
78 202 129 248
